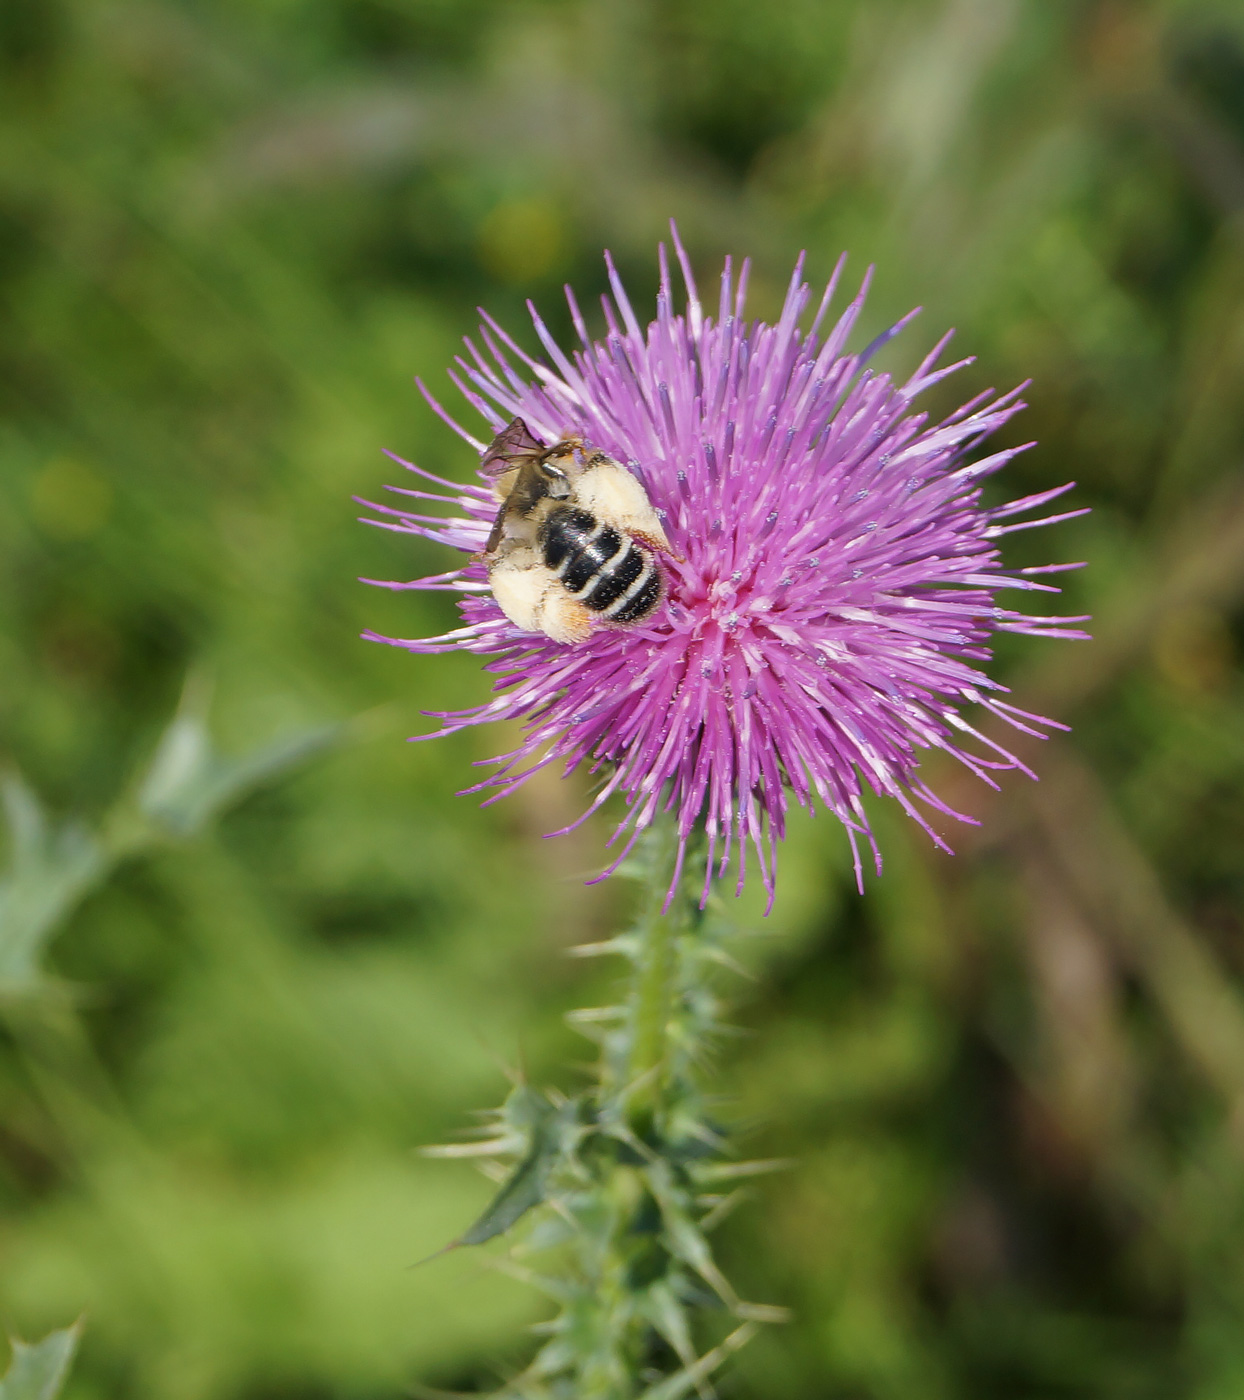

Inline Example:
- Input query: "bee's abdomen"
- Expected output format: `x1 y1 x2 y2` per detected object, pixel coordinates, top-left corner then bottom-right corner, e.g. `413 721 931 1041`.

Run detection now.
541 507 662 624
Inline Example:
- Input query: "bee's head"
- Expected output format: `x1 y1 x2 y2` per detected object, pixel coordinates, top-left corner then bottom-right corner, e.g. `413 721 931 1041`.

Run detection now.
536 455 574 500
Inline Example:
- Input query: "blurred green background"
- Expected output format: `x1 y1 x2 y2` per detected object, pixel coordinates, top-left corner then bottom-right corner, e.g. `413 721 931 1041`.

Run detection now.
2 0 1244 1395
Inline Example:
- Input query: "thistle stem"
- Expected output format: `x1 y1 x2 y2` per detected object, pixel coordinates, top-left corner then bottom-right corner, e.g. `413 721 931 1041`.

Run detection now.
452 817 774 1398
624 822 686 1139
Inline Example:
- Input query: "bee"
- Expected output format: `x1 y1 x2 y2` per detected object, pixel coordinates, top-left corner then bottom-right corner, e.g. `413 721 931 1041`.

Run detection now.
478 418 674 645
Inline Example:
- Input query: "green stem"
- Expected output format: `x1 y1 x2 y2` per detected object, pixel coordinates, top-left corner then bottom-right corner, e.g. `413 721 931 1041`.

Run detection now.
625 824 685 1139
464 817 774 1398
570 820 733 1396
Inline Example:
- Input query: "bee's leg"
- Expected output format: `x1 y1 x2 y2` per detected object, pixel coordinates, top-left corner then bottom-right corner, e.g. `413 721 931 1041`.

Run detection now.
489 553 545 634
630 531 684 563
537 590 594 645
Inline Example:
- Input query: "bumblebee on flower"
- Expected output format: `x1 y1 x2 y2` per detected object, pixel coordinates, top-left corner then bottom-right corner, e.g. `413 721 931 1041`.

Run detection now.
473 417 677 646
362 228 1087 909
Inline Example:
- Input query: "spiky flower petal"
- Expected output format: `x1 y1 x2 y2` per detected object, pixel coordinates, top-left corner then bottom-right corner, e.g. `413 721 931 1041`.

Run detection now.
363 233 1088 908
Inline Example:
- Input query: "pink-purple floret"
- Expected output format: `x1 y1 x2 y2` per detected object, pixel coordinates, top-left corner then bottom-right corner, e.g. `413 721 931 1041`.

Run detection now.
360 231 1089 911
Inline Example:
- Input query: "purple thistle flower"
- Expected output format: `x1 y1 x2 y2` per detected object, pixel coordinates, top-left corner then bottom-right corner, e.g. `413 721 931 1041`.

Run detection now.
362 232 1089 910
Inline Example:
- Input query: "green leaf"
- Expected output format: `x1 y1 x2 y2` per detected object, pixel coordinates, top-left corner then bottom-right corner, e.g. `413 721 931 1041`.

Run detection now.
456 1096 560 1248
0 680 337 1000
645 1162 737 1308
136 676 338 838
424 1087 583 1261
0 775 104 995
0 1322 81 1400
641 1280 697 1370
636 1322 757 1400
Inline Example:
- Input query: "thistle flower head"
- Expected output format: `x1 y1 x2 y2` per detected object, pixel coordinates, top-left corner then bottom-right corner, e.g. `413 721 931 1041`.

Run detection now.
363 232 1088 909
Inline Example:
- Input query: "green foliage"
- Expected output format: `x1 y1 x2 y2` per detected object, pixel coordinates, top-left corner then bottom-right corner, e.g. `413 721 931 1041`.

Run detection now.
2 0 1244 1396
0 678 336 999
0 1325 79 1400
0 776 103 996
446 1086 569 1250
132 678 339 842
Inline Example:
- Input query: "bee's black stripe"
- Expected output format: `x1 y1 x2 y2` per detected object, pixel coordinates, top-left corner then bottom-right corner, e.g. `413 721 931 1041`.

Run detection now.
563 527 624 593
540 504 622 593
541 508 597 569
583 543 645 611
539 504 662 625
604 566 661 622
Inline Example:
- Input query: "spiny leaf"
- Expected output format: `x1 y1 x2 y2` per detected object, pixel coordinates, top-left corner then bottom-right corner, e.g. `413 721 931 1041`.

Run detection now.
641 1280 698 1371
0 679 337 1000
488 1257 578 1304
696 1187 747 1232
565 935 639 960
645 1164 738 1308
691 1158 792 1182
498 1084 556 1136
0 1321 81 1400
457 1128 555 1248
636 1323 757 1400
427 1090 572 1258
137 677 338 838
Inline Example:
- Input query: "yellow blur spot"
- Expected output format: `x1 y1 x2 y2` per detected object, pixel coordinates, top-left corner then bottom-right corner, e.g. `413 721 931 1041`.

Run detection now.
29 456 113 541
1151 605 1234 694
476 198 566 286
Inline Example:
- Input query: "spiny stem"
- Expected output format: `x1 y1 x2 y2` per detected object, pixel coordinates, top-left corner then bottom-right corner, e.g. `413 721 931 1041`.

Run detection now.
441 816 781 1398
625 823 687 1138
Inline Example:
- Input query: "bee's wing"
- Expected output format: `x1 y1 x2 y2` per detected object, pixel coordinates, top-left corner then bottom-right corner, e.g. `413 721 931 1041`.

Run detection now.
480 417 546 478
482 497 510 556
